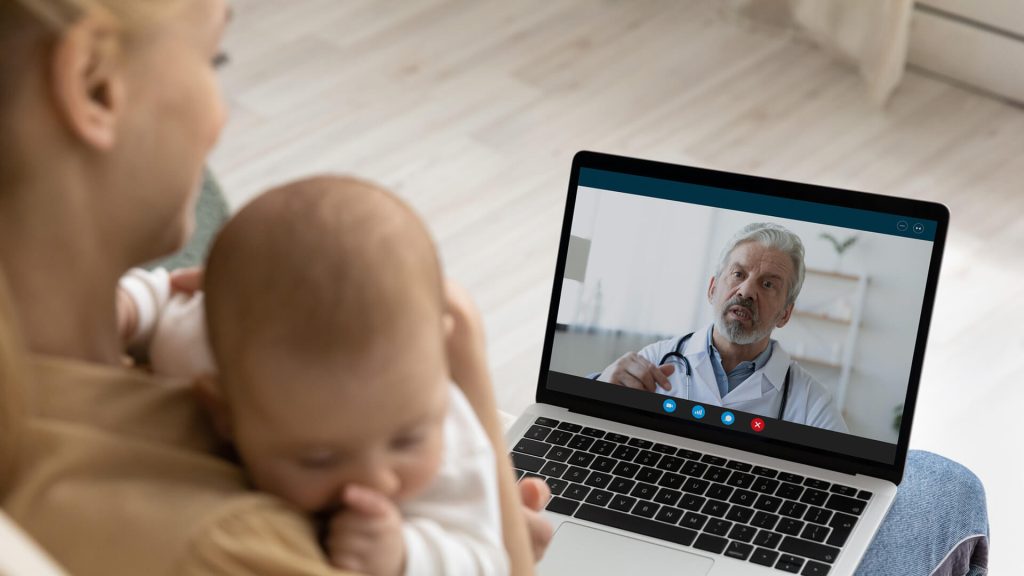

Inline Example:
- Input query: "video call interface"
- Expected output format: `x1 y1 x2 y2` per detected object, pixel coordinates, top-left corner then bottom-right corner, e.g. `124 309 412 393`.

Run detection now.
545 168 939 465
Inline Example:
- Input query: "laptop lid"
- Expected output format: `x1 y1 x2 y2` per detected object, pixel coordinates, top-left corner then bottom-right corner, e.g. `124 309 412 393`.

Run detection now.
536 151 948 485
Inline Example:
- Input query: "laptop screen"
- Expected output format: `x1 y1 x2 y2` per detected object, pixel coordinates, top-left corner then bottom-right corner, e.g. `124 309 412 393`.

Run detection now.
540 153 946 472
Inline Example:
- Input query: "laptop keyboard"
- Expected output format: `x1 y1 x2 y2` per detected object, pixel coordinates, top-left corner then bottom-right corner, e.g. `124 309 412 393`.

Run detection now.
511 417 872 575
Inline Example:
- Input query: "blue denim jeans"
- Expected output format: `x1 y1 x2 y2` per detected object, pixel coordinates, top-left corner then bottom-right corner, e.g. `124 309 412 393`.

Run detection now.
855 451 989 576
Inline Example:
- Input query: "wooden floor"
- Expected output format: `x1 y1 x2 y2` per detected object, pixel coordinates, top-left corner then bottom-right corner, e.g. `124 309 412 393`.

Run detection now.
211 1 1022 570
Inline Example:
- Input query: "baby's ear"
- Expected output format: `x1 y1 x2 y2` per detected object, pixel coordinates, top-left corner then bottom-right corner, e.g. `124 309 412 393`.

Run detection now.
193 374 233 441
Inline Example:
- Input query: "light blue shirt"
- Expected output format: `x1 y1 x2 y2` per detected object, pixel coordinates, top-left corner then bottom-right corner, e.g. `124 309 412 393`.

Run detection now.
707 325 774 399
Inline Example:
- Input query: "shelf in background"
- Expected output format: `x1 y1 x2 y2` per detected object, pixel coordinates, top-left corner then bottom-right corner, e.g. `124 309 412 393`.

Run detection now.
804 267 863 282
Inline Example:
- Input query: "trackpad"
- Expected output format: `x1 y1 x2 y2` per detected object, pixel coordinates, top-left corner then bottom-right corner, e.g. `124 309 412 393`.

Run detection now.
538 522 715 576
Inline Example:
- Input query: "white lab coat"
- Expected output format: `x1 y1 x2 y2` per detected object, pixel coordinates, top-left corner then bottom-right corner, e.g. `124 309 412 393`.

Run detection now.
635 324 849 433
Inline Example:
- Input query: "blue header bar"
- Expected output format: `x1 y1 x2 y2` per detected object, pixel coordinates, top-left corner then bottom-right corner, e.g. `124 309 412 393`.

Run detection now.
579 168 937 241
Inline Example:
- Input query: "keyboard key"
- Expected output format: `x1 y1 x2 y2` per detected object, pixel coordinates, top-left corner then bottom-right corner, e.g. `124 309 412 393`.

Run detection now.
630 482 659 500
803 478 830 490
512 438 550 458
754 495 783 513
729 489 756 507
706 484 733 501
585 488 613 507
604 433 630 444
677 449 704 460
826 513 857 548
778 472 805 484
857 490 873 501
725 505 754 524
584 472 612 489
545 478 568 496
681 460 708 477
588 440 616 455
725 541 753 561
726 460 752 472
609 494 637 512
657 472 685 490
680 512 708 531
777 518 805 536
611 444 639 461
556 422 582 433
703 466 730 483
750 547 779 567
801 524 830 543
752 466 779 478
545 446 573 463
636 466 663 484
753 530 783 548
693 533 728 554
546 496 579 516
654 488 682 507
632 500 660 519
608 477 636 494
539 461 568 478
568 451 595 467
802 560 832 575
567 435 595 451
655 506 684 525
701 454 728 466
777 482 804 500
682 478 710 495
701 499 729 518
830 484 858 497
612 461 640 478
705 518 732 536
563 466 590 483
546 430 573 446
627 437 653 449
776 553 804 573
752 477 780 494
804 507 833 526
524 425 551 441
678 493 706 512
800 488 829 507
575 504 697 547
510 452 544 472
634 450 660 466
652 443 677 455
729 524 757 543
779 536 841 564
513 468 525 480
590 456 617 473
825 494 867 516
751 511 779 530
779 501 808 519
727 472 755 489
580 426 605 438
656 456 684 472
534 417 560 427
523 472 545 481
564 483 591 501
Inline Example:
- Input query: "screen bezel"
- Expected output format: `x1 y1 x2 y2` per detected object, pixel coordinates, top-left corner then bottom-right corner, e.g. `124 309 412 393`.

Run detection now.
535 150 949 485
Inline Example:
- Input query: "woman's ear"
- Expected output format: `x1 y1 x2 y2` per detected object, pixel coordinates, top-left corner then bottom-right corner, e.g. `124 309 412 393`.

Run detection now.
193 374 233 441
49 15 125 150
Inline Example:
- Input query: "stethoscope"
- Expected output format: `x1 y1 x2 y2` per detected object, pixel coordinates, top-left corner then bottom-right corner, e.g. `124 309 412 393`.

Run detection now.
660 332 792 421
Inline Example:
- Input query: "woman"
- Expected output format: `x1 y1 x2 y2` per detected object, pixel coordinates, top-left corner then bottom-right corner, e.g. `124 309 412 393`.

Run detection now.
0 0 987 575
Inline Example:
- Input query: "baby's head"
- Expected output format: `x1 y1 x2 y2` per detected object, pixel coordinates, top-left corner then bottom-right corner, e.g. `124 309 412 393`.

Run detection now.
202 176 449 515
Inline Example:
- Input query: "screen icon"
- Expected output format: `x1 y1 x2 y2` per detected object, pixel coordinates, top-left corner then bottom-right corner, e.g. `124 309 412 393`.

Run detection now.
691 405 706 419
721 411 735 426
750 417 765 432
896 220 909 232
913 222 925 234
662 399 677 413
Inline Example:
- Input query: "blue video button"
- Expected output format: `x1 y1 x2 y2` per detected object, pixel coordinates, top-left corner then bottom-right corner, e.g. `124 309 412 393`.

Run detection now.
691 405 706 419
662 399 677 413
721 411 736 426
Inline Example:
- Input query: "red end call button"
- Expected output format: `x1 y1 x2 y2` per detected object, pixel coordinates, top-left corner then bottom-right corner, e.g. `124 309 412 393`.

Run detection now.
750 418 765 433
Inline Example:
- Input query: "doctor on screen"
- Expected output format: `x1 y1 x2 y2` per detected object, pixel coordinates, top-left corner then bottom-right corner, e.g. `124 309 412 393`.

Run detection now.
595 222 848 433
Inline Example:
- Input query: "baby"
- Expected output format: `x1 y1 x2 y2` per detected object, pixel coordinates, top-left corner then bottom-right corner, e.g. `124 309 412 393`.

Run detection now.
119 176 507 575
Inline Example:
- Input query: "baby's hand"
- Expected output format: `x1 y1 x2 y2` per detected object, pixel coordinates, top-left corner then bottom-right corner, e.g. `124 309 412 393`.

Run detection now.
327 485 405 576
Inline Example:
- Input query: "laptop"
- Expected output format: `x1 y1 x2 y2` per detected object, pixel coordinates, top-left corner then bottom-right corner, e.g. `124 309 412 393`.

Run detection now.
505 151 948 575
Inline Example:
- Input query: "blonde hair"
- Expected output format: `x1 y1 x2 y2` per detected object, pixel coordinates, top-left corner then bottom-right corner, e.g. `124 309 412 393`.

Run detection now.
0 266 27 497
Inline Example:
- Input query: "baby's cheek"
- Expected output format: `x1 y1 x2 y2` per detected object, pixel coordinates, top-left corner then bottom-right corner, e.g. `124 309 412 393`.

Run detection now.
400 438 446 501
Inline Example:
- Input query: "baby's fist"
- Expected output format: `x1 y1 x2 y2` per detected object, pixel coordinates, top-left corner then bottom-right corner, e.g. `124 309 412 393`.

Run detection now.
327 485 405 576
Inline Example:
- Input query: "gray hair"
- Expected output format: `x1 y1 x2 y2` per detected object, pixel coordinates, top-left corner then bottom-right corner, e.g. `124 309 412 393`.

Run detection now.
714 223 805 307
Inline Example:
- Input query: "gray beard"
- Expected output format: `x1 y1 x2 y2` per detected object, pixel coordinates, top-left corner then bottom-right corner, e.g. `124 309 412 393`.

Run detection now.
714 314 775 346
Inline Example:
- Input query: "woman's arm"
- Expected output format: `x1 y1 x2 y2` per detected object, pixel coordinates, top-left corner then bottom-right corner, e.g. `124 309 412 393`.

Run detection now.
442 281 541 576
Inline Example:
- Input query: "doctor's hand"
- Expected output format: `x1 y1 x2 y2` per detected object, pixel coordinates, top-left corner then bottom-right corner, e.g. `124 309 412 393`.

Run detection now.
597 352 675 392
